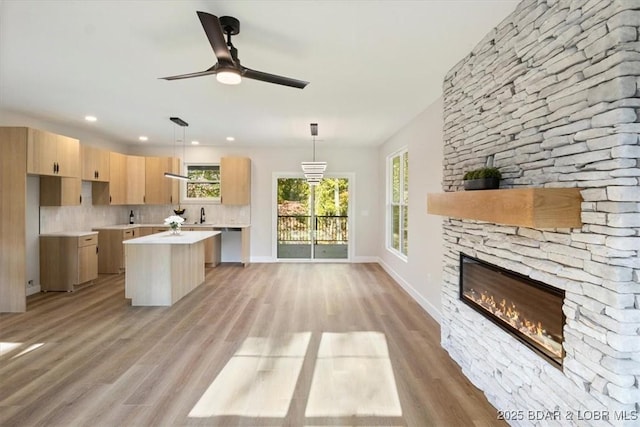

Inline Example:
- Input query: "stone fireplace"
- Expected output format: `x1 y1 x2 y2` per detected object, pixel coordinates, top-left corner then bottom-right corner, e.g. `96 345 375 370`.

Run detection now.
438 0 639 425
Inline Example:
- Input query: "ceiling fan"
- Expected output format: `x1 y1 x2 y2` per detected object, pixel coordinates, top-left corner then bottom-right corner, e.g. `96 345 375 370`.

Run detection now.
161 11 309 89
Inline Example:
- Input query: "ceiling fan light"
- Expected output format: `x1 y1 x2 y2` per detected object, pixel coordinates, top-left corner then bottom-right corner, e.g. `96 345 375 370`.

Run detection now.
216 69 241 85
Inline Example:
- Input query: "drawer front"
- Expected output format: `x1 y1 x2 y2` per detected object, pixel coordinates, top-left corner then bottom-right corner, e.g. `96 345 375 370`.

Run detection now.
123 229 135 240
78 234 98 247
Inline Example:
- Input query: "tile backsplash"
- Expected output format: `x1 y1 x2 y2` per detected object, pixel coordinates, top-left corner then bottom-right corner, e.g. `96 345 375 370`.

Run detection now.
40 182 250 233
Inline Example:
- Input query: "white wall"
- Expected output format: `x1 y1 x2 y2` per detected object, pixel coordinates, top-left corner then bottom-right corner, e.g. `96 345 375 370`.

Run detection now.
378 97 444 322
133 143 381 261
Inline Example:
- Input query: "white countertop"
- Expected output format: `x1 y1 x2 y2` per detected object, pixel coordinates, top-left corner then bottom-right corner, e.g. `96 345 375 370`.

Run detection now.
95 223 250 230
123 230 220 245
40 231 98 237
93 225 139 230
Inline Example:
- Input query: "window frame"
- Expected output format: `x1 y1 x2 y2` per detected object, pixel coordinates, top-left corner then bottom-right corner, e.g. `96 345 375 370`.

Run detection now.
180 163 221 204
386 148 408 260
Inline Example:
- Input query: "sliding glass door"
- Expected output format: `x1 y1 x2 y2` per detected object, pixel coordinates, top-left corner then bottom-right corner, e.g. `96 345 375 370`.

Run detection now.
277 177 349 260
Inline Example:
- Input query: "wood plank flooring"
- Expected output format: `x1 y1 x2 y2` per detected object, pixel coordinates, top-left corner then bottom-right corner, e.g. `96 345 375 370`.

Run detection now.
0 263 505 426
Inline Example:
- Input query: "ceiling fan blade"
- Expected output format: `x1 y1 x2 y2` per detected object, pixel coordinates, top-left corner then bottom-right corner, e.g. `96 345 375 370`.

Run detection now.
197 11 234 64
242 67 309 89
160 67 217 80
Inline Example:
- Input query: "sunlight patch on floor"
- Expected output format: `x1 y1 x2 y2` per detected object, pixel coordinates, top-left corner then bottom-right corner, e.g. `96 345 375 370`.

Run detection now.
11 343 45 359
189 332 311 418
305 332 403 417
1 342 22 356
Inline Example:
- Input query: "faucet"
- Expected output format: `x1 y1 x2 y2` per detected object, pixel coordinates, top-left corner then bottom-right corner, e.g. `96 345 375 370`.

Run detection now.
200 207 206 224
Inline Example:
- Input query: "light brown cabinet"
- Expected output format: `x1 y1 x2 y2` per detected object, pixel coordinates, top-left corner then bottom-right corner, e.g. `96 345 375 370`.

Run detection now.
127 155 146 205
94 227 138 274
40 177 82 206
145 156 179 205
40 233 98 291
221 157 251 205
0 127 27 312
27 128 80 178
81 145 110 182
92 152 127 205
184 227 221 267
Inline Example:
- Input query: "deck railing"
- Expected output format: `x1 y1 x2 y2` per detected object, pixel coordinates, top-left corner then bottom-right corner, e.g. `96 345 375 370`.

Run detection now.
278 215 348 244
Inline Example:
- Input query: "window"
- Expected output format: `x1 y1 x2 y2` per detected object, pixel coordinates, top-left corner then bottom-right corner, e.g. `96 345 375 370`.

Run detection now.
183 164 220 202
388 149 408 258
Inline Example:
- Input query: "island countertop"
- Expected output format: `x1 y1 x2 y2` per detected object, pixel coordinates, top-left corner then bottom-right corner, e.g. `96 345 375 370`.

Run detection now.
123 230 220 245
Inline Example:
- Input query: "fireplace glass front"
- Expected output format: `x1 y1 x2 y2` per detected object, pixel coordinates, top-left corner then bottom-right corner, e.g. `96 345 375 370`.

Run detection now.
459 254 565 367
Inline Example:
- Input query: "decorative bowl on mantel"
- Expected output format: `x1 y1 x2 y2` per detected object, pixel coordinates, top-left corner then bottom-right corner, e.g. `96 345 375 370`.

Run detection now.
463 177 500 191
462 167 502 191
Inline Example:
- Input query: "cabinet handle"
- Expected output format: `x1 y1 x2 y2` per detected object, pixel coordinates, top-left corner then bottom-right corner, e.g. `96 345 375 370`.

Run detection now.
109 195 112 203
95 170 98 179
53 163 56 174
79 195 82 204
96 246 99 254
85 238 92 241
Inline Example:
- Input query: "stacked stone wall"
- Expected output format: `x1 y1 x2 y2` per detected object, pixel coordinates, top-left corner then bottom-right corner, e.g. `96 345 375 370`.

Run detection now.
441 1 639 425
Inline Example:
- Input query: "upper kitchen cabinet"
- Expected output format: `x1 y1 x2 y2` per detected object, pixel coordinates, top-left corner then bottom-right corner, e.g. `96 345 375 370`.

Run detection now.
220 157 251 205
145 156 179 205
40 177 82 206
92 151 127 205
27 128 80 178
81 145 110 182
126 155 146 205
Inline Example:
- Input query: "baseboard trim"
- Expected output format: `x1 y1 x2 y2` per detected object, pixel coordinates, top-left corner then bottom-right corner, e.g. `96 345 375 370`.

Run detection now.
251 256 379 263
26 285 41 296
250 256 276 263
377 258 442 324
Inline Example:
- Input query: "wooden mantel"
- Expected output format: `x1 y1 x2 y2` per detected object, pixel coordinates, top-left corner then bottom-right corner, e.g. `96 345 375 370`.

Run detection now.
427 188 583 228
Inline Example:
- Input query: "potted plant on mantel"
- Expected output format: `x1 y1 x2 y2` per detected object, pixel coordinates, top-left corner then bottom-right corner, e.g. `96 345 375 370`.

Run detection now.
462 167 502 190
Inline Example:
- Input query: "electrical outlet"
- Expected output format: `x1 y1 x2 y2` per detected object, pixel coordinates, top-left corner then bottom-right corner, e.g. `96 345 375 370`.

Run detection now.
27 280 34 286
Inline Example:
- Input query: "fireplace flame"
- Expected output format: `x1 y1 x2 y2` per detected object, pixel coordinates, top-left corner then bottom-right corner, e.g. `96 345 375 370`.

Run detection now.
467 289 562 358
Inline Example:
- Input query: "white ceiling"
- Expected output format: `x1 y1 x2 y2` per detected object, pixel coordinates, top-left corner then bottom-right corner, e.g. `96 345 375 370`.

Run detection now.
0 0 518 148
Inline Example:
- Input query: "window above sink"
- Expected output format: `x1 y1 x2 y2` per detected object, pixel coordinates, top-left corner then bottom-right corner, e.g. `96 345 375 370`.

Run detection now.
182 163 220 203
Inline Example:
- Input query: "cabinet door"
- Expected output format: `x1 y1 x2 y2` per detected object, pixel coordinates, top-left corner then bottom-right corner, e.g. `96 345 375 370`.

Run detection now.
220 157 251 205
40 177 82 206
27 128 58 176
145 156 174 205
55 134 80 178
78 245 98 284
126 155 146 205
109 152 128 204
81 145 110 182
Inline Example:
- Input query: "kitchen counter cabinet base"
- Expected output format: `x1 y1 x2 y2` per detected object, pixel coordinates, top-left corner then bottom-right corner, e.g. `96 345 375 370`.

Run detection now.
124 231 216 306
40 234 98 292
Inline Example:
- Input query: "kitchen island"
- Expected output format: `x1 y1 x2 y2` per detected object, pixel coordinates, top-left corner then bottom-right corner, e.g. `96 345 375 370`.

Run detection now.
123 230 220 306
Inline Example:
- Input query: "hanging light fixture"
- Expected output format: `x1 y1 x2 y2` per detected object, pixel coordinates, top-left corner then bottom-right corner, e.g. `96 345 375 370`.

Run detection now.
301 123 326 186
164 117 190 181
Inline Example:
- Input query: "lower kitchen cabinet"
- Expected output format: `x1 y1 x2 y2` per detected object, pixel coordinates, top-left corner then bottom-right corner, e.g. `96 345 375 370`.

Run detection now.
40 232 98 291
94 227 138 274
184 227 221 267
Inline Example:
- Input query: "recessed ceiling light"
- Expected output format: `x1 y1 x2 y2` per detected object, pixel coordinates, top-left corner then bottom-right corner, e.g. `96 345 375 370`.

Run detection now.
85 115 97 122
191 140 200 145
139 136 148 142
226 136 235 142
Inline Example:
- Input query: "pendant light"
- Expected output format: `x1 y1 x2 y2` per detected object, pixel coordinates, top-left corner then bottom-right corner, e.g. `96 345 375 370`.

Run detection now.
301 123 326 186
164 117 189 181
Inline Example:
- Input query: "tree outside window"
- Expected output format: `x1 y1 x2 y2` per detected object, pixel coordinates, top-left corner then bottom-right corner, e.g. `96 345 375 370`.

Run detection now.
388 149 408 258
184 164 220 201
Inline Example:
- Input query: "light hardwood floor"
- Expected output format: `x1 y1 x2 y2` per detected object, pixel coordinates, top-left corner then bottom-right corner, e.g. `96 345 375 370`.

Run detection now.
0 263 505 426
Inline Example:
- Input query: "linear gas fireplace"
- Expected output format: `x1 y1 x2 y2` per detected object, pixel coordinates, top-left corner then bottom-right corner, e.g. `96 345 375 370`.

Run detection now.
459 254 565 368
